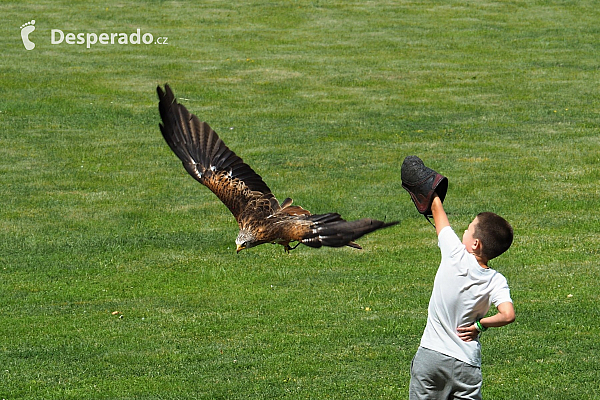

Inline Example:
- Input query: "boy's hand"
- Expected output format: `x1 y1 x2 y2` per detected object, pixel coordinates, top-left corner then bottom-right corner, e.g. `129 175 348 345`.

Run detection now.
457 303 516 342
457 325 479 342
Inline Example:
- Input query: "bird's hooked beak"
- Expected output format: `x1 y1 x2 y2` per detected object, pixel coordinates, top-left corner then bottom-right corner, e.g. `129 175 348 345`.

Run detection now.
236 244 246 253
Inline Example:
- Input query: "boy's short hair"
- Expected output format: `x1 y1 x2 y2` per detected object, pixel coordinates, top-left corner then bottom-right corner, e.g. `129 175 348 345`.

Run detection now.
474 212 513 261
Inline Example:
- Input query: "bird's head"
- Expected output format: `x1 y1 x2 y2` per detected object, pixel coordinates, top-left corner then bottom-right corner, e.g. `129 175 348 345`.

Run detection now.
235 229 256 253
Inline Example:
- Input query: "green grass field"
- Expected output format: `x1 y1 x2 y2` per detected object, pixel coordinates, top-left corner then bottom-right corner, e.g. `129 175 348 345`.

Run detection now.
1 0 599 398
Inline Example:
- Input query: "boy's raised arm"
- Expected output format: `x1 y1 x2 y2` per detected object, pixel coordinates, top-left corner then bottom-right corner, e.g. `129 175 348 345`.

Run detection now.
431 194 450 236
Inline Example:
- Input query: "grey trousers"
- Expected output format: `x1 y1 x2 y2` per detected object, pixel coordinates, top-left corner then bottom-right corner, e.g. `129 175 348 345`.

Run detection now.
409 347 482 400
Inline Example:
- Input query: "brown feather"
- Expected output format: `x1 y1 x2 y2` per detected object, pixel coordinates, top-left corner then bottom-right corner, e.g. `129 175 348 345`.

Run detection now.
158 84 275 222
278 198 311 216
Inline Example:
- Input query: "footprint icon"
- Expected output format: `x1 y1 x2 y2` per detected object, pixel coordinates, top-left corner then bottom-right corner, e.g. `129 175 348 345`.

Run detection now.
20 20 36 50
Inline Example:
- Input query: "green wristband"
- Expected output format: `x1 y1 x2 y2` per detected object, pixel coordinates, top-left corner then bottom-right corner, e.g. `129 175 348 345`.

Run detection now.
475 320 488 332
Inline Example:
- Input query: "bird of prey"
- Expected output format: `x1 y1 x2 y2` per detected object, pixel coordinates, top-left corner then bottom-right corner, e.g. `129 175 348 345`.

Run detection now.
157 84 398 253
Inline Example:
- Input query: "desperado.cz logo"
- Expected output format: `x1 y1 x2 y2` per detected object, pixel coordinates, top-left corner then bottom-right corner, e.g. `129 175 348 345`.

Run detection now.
20 19 168 50
20 20 36 50
52 28 168 48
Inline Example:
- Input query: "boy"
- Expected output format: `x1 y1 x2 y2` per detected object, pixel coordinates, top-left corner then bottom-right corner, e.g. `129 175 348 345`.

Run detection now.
409 193 515 400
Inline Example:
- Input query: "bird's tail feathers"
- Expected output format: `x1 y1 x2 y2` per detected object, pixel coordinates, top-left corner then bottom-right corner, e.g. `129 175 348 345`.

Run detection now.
302 218 398 249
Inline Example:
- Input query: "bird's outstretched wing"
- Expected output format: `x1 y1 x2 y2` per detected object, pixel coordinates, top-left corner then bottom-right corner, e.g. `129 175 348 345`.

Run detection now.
157 84 277 222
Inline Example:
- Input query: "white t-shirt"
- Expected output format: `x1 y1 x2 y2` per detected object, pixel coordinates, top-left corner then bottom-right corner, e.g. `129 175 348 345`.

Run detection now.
419 226 512 367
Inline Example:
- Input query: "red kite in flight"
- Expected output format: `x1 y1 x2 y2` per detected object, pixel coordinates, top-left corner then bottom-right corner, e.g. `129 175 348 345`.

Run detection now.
157 84 397 252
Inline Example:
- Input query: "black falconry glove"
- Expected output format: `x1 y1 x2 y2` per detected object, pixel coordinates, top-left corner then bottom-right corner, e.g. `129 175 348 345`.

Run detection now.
401 155 448 226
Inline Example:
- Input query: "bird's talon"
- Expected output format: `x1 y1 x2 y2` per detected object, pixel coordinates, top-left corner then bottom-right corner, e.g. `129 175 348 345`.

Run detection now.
282 242 301 253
